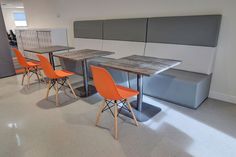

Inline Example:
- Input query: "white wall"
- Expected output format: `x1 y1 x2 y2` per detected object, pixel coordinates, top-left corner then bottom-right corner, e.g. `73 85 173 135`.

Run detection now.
1 7 25 32
23 0 65 28
23 0 236 104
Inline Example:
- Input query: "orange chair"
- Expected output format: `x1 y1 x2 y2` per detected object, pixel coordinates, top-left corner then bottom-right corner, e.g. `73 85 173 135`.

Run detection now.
37 54 77 106
13 48 43 88
91 65 139 139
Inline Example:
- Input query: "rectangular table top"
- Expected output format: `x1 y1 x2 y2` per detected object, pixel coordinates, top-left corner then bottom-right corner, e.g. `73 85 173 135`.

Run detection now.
100 55 181 76
24 45 74 54
54 49 115 61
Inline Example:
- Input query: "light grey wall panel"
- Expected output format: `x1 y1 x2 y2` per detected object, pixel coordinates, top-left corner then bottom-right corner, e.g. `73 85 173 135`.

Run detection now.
74 20 103 39
147 15 222 47
0 7 15 78
103 18 147 42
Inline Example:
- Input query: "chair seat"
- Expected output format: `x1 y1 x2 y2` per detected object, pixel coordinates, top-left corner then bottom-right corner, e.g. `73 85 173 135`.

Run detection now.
55 70 75 78
27 61 39 67
116 85 139 99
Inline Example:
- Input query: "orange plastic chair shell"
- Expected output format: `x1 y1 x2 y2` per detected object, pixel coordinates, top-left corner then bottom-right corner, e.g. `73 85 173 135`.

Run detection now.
90 65 139 100
13 48 34 68
37 54 74 79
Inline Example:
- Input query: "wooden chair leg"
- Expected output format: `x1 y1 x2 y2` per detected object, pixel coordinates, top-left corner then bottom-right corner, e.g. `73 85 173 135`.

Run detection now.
66 79 77 99
46 80 51 100
127 101 139 126
21 71 26 85
55 80 59 106
38 69 45 82
35 68 40 83
114 102 118 140
26 69 30 88
96 100 106 126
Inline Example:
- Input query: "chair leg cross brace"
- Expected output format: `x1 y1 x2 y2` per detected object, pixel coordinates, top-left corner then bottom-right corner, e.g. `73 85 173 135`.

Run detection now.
96 99 139 140
46 77 77 106
102 100 131 117
22 67 43 88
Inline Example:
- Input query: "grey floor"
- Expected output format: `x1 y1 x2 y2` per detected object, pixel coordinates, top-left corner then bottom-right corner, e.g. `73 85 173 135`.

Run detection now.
0 74 236 157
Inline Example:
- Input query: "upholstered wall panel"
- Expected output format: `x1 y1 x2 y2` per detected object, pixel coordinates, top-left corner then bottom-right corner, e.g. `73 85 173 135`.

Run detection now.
103 18 147 42
147 15 221 47
74 20 103 39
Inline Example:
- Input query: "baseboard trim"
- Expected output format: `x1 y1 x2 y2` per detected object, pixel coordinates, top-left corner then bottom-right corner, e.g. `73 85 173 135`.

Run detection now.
209 91 236 104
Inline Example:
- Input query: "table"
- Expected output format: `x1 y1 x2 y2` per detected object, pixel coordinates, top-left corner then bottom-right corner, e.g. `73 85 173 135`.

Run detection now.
54 49 115 97
100 55 181 122
24 45 74 69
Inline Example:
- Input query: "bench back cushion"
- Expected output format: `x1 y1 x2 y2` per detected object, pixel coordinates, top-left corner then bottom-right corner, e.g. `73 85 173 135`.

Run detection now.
145 43 216 74
145 15 221 74
73 15 221 74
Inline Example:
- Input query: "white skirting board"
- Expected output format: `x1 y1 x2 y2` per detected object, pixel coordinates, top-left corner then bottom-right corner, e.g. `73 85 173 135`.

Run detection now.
209 91 236 104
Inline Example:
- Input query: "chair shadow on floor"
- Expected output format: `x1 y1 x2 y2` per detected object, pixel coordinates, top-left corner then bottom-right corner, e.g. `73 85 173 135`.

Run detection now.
36 92 79 109
62 105 194 157
81 93 103 105
20 81 46 95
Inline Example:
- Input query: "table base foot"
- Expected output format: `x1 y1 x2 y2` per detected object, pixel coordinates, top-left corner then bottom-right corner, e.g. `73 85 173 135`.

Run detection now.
119 101 161 122
73 85 97 97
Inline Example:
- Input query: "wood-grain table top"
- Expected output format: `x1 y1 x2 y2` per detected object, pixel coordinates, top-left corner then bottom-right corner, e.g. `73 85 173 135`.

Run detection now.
54 49 115 61
100 55 182 76
24 45 74 54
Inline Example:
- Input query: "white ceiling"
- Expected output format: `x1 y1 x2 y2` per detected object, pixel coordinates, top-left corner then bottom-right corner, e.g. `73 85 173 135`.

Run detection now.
0 0 24 9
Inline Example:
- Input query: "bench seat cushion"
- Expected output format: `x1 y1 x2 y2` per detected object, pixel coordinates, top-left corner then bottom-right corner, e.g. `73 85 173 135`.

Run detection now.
59 58 83 75
60 57 211 109
129 69 212 109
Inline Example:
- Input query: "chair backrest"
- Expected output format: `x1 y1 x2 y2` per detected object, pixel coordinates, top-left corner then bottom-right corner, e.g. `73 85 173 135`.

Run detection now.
90 65 121 100
37 54 58 79
12 48 28 68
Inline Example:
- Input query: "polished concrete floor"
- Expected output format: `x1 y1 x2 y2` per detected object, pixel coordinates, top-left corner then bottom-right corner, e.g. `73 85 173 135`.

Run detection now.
0 74 236 157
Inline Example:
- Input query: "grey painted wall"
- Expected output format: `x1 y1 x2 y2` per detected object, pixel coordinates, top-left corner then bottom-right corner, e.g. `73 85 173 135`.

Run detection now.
0 7 15 78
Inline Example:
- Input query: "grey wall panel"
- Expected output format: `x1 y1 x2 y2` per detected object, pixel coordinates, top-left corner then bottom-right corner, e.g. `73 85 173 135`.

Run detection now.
74 20 103 39
0 7 15 78
147 15 222 47
103 18 147 42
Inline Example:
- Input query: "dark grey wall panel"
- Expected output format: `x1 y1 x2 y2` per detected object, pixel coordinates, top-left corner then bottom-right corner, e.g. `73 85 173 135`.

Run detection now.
147 15 222 47
103 18 147 42
74 20 103 39
0 7 15 78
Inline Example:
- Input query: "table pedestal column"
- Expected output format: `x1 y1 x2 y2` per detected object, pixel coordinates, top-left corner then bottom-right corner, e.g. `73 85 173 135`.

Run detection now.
127 74 161 122
73 59 97 97
48 52 55 70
